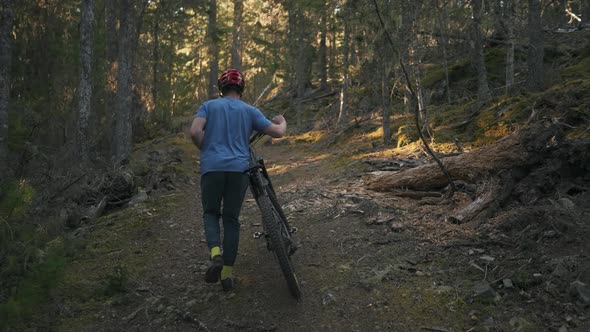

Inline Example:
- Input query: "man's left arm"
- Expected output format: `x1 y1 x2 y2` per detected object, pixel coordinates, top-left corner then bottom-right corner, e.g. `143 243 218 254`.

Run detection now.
190 117 207 149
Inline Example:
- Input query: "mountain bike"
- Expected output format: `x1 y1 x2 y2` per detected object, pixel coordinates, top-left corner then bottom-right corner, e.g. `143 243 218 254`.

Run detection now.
246 132 302 300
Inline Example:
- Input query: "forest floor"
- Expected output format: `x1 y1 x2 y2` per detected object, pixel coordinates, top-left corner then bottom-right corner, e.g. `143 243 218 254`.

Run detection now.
38 130 590 332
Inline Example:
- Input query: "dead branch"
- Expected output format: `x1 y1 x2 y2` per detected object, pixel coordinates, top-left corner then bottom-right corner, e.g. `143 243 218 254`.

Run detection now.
372 0 457 197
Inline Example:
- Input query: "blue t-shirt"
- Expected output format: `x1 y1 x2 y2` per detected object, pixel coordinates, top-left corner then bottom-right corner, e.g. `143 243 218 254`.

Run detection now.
195 97 272 175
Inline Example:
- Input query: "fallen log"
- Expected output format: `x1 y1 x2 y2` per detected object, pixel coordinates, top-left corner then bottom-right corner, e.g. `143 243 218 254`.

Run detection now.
365 124 562 192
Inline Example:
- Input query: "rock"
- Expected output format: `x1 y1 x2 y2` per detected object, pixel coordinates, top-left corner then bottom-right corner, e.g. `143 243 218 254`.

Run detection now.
473 282 496 302
390 222 404 232
182 311 194 322
559 326 568 332
322 292 336 306
358 275 382 291
479 255 495 263
435 285 455 295
552 262 570 279
367 213 395 225
502 279 514 289
559 197 575 209
129 189 149 206
509 317 539 332
57 208 69 226
570 281 590 306
165 305 175 315
543 230 557 238
184 299 197 309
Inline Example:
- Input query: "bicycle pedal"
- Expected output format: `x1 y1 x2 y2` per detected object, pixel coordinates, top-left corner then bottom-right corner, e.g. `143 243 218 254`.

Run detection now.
253 231 264 239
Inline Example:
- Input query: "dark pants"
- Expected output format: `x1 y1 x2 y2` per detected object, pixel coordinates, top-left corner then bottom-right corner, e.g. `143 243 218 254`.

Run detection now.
201 171 249 266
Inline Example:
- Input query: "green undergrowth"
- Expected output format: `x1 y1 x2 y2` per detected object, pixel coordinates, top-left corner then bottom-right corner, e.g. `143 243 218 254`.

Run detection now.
562 47 590 79
0 241 66 330
55 194 180 330
0 179 64 330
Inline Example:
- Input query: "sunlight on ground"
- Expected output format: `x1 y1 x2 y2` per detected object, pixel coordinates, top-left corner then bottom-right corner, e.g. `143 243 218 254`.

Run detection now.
278 130 328 144
349 140 463 161
365 126 384 140
266 153 331 175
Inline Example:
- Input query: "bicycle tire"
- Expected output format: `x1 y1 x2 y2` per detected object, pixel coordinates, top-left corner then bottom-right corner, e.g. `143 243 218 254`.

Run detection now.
267 186 291 233
258 192 302 299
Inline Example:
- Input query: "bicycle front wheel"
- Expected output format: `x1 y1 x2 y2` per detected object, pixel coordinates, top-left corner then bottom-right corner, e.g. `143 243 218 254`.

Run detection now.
258 192 302 299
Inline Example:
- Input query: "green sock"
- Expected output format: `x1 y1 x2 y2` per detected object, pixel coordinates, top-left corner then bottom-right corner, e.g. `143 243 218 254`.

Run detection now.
221 265 233 280
210 246 221 259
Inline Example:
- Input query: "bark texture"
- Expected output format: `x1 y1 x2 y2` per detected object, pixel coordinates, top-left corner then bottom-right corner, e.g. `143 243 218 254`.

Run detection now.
207 0 219 99
113 0 134 165
0 0 15 175
104 0 118 154
78 0 95 161
472 0 491 101
504 0 515 94
337 0 351 127
526 0 544 91
319 0 328 90
365 124 562 192
231 0 243 70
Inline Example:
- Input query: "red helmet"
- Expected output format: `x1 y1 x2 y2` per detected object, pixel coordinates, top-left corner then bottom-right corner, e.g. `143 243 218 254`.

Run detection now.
218 69 245 95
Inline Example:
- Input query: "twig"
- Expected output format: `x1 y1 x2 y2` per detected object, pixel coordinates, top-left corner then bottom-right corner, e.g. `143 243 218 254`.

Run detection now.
420 327 452 332
49 174 85 200
0 216 14 240
254 74 275 107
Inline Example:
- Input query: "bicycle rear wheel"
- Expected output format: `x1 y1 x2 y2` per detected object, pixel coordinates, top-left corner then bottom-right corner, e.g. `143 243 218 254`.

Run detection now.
258 191 302 299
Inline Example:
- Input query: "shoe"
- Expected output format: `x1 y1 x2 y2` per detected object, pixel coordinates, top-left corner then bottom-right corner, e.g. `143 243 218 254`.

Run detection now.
221 277 237 291
204 255 223 283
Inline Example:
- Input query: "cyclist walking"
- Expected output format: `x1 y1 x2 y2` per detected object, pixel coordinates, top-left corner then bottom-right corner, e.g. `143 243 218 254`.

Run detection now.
190 69 287 291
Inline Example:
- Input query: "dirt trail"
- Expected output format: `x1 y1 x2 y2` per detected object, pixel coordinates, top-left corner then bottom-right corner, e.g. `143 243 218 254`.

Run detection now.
52 137 590 332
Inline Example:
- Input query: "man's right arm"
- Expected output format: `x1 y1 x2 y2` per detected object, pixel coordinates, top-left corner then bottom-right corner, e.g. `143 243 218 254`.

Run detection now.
264 115 287 138
190 117 207 149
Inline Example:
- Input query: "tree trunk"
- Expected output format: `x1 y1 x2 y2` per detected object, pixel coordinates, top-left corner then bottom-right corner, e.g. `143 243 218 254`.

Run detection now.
505 0 515 95
319 0 328 90
436 0 451 104
472 0 491 101
400 0 419 117
207 0 219 99
0 0 14 176
329 11 336 84
77 0 95 162
526 0 544 91
559 0 568 28
381 70 391 145
231 0 243 70
104 0 118 157
337 0 351 128
294 6 308 130
152 3 160 122
112 0 134 165
581 0 590 25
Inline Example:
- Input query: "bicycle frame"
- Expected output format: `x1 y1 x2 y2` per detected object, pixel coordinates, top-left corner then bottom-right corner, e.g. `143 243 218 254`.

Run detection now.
245 135 296 243
245 132 301 299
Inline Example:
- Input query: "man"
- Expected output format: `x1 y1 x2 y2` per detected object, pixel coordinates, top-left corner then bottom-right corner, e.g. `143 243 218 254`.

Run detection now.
190 69 287 291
